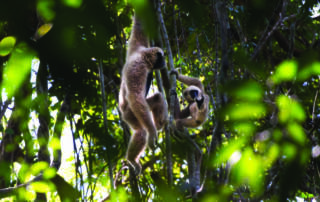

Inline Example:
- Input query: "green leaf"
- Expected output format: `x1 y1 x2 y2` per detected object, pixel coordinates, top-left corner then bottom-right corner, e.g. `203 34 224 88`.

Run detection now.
287 122 306 145
1 43 35 99
62 0 82 8
227 103 266 120
229 81 264 101
37 0 55 21
0 36 16 56
276 95 306 123
271 60 297 84
30 181 56 193
31 161 49 176
298 61 320 81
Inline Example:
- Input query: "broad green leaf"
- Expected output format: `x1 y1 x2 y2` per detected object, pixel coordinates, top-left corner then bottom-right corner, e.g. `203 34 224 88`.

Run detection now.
43 167 57 179
1 43 35 99
287 122 306 145
37 0 55 21
298 62 320 81
283 143 297 160
276 95 305 123
30 161 49 176
231 149 264 193
30 181 55 193
0 36 16 56
231 81 263 101
233 122 256 136
214 138 246 164
271 60 297 84
62 0 82 8
227 103 266 120
36 23 53 39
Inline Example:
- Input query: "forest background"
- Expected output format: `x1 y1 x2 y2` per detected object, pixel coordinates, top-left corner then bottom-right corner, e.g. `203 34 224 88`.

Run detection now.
0 0 320 201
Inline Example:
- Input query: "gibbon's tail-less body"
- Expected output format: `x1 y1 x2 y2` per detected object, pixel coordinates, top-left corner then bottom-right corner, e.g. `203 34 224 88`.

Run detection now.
171 69 209 129
119 15 167 174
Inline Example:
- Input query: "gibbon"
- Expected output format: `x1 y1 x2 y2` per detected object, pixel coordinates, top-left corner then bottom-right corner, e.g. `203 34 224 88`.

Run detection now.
170 69 209 130
119 14 167 174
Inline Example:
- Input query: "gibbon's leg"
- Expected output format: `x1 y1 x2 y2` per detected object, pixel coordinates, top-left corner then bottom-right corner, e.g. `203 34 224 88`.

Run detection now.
147 92 168 130
126 129 147 175
128 93 158 150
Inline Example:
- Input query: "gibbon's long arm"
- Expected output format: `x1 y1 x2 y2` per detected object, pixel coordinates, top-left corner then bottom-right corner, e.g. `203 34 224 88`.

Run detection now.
127 15 149 57
177 74 204 93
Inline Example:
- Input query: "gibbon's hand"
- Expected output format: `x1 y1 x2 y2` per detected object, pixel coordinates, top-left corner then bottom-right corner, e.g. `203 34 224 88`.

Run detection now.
195 95 204 109
169 69 179 79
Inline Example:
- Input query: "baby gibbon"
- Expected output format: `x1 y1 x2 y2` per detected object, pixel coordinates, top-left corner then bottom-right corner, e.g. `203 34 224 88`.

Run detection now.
170 69 209 130
119 14 167 174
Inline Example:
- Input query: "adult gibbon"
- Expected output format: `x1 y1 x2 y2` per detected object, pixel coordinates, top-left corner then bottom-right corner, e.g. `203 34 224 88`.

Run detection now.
119 14 167 174
170 69 209 130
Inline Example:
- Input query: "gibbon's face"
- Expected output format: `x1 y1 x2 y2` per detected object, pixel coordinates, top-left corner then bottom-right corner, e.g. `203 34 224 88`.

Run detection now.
153 51 166 69
183 86 201 103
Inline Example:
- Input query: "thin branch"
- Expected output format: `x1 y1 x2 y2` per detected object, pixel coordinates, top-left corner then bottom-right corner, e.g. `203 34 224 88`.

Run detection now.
156 0 174 185
98 58 114 190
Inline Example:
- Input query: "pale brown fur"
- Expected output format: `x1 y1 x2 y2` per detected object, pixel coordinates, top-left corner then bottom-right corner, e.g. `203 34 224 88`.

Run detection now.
171 70 209 130
119 15 167 174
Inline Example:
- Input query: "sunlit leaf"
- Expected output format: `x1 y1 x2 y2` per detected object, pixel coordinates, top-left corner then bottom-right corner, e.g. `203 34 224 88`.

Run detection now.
276 95 306 123
233 122 256 136
231 149 264 193
30 181 55 193
231 81 263 101
227 103 266 120
128 0 148 8
30 161 49 176
215 138 246 164
18 163 31 183
265 144 280 165
282 143 297 160
37 0 55 21
287 122 306 145
62 0 82 8
36 23 53 39
0 36 16 56
298 62 320 81
1 43 35 99
271 60 297 84
18 187 36 201
43 167 57 179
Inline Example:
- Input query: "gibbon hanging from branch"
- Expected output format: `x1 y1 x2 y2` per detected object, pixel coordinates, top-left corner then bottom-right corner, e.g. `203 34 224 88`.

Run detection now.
170 69 209 130
119 14 168 175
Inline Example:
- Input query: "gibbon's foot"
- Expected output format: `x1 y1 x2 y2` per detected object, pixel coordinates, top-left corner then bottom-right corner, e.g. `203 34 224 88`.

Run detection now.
147 134 158 150
169 122 185 142
128 160 142 175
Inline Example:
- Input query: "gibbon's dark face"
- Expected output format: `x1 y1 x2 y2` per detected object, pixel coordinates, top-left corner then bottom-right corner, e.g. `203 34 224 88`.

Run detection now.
186 89 199 100
153 52 166 69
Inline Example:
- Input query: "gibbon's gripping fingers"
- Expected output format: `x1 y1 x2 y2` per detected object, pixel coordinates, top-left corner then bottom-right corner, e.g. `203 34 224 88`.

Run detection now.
126 129 147 175
169 69 179 78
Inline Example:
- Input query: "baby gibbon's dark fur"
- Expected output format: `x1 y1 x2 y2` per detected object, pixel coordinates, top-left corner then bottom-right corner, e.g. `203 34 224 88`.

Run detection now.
171 69 209 130
119 15 167 174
